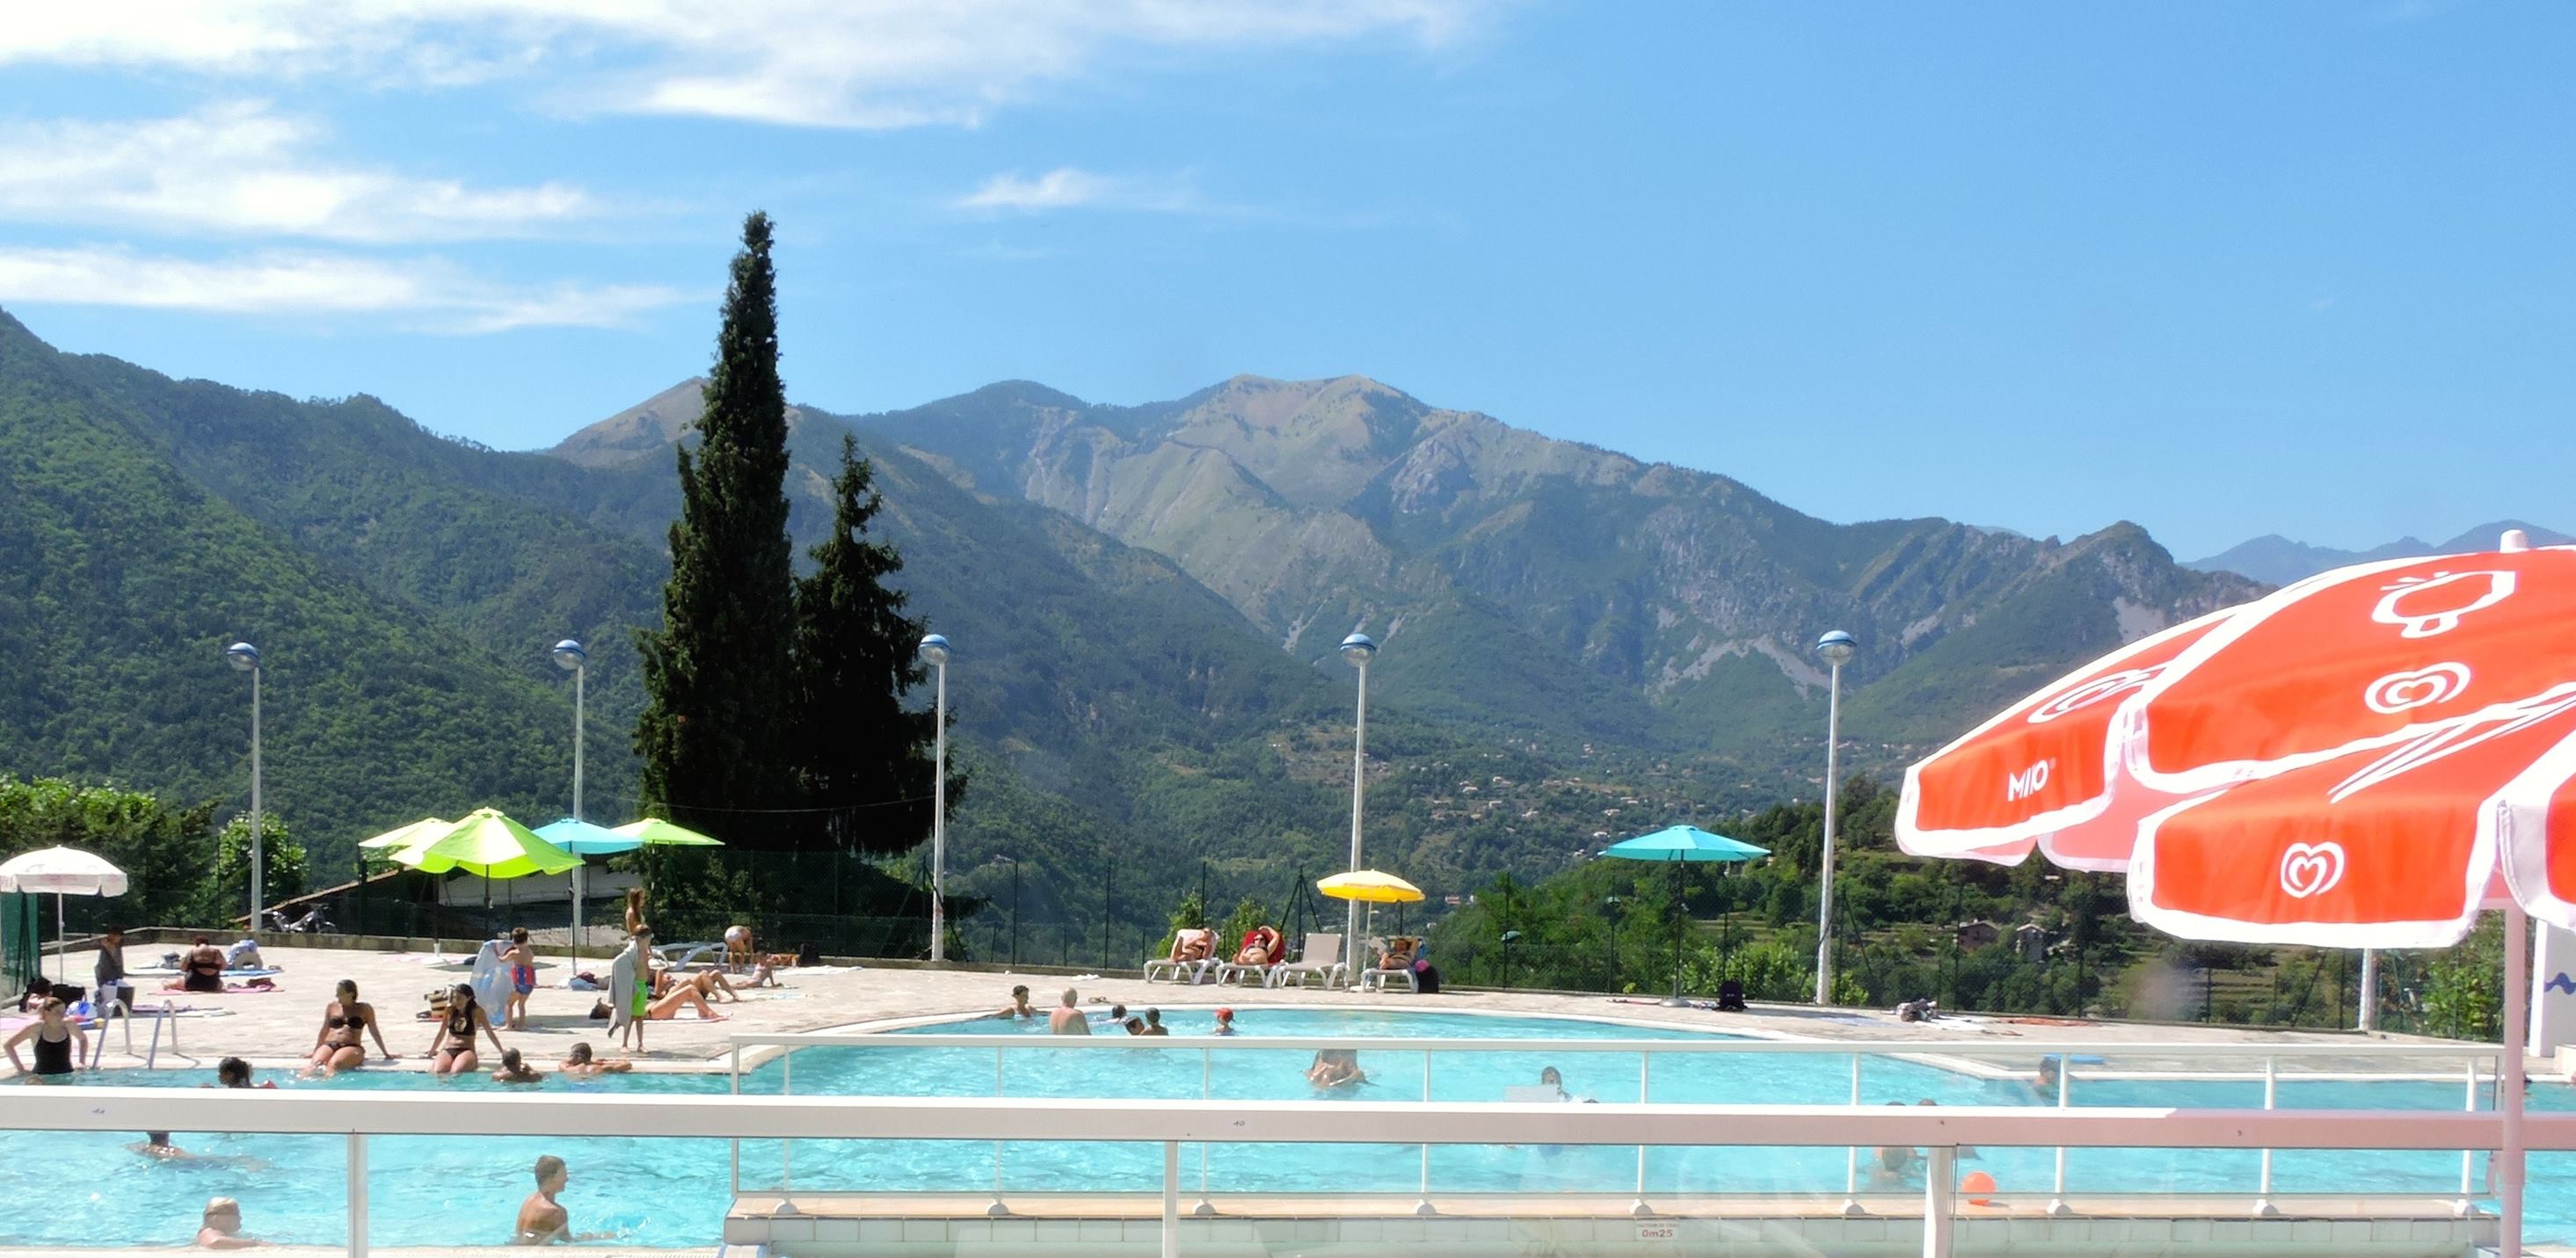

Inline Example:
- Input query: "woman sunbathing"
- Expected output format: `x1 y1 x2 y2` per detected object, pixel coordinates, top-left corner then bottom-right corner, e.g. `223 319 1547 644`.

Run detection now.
307 979 396 1075
643 977 725 1022
1232 927 1280 967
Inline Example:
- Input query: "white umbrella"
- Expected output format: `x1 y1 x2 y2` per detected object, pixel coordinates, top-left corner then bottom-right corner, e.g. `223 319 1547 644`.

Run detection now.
0 847 129 982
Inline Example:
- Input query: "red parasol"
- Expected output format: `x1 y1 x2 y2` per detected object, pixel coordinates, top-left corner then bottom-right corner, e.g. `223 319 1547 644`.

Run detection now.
1894 529 2575 1257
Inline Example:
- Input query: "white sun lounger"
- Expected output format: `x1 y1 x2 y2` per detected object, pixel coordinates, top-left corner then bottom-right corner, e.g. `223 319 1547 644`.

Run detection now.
1264 933 1343 990
1143 930 1219 984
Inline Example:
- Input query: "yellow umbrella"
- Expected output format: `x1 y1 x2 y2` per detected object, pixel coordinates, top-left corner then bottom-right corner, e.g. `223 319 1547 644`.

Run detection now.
1317 870 1424 903
356 817 450 851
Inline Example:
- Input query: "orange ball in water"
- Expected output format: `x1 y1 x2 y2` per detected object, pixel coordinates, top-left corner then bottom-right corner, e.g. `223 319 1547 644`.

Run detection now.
1959 1170 1998 1206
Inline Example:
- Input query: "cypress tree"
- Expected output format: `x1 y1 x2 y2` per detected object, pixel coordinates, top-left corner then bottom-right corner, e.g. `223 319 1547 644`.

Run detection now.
635 212 798 850
790 434 946 856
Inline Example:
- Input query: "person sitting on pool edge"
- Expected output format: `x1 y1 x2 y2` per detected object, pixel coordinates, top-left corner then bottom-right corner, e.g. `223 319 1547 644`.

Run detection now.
195 1197 266 1249
492 1048 545 1084
559 1043 632 1076
1050 988 1090 1036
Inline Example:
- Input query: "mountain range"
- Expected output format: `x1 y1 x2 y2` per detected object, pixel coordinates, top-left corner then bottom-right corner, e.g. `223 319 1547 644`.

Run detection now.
2185 522 2570 587
0 306 2260 942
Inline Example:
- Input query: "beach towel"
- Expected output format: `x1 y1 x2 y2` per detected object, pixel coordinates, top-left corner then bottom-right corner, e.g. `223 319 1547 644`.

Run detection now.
607 941 644 1035
468 940 512 1021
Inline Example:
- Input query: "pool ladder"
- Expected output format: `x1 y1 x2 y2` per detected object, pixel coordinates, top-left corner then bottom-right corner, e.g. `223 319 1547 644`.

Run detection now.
88 997 178 1069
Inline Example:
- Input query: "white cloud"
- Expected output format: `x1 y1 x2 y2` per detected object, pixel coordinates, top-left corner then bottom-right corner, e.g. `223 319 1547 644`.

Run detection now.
0 2 1498 128
0 244 687 333
0 102 597 243
956 168 1210 215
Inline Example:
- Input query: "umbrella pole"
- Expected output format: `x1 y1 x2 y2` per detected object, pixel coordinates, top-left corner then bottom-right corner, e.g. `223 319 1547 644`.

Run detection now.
571 863 584 966
2502 903 2529 1258
55 893 65 984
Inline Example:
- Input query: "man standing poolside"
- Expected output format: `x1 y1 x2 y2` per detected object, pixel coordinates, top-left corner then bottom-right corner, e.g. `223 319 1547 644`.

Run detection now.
1049 988 1090 1035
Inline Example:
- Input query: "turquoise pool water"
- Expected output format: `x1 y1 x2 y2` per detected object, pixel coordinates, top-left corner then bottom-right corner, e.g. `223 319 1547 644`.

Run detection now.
2 1007 2566 1248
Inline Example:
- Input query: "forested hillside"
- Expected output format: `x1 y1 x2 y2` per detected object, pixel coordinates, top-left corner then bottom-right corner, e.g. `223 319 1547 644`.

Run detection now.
2 307 2267 956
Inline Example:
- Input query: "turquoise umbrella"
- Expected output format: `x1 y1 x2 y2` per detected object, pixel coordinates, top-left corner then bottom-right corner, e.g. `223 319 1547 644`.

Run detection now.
535 818 642 963
1601 825 1770 1006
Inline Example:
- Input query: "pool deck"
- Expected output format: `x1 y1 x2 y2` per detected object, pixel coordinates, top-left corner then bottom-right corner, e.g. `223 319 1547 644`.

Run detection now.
46 940 2517 1078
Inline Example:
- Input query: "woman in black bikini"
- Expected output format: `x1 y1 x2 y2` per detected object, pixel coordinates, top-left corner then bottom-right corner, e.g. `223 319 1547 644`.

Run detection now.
426 983 504 1079
178 937 226 993
6 997 86 1077
309 979 396 1076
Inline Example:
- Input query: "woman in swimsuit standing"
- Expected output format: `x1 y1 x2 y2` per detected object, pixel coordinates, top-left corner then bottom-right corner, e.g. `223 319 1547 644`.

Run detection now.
426 982 505 1078
308 979 395 1075
5 997 85 1077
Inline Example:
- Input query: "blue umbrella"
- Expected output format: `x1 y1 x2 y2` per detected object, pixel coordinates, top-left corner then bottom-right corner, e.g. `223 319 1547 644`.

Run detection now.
534 818 639 963
1601 826 1770 1006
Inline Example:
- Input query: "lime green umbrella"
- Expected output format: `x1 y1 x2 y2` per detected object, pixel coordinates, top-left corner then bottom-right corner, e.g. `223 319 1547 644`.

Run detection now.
396 809 583 876
356 817 450 851
608 818 724 847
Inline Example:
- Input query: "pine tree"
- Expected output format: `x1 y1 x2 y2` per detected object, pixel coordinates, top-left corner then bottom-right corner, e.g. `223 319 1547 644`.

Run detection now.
635 212 799 850
790 434 946 855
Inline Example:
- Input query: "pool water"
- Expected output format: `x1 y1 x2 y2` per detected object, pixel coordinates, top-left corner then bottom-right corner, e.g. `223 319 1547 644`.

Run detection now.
4 1007 2566 1249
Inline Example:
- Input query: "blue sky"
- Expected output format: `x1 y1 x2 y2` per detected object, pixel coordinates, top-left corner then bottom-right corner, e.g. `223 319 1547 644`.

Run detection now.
1 2 2565 559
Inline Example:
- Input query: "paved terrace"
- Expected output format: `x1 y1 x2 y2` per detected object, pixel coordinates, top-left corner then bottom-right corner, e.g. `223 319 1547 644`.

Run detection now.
38 940 2507 1077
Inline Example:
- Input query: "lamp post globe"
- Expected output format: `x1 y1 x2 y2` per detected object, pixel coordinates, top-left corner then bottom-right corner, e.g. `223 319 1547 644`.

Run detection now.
1339 631 1377 987
1816 629 1857 667
920 633 953 961
1339 632 1376 666
224 642 264 926
551 639 586 671
1812 629 1858 1004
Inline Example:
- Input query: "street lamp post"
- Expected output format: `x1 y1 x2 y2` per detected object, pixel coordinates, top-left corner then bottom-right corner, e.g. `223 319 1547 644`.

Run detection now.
1812 629 1858 1005
225 643 264 927
919 634 952 963
1339 632 1377 988
552 640 587 957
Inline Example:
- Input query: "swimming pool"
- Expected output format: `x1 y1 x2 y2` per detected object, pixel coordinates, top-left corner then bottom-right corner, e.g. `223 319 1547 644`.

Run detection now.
3 1007 2565 1249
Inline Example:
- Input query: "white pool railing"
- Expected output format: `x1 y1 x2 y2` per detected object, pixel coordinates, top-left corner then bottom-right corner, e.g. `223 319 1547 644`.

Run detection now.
15 1086 2576 1258
726 1031 2510 1218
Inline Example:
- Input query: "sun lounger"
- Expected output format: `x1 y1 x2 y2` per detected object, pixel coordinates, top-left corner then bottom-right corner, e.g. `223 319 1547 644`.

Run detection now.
1143 928 1219 984
1264 933 1343 989
1358 936 1421 992
1211 926 1285 986
656 941 724 970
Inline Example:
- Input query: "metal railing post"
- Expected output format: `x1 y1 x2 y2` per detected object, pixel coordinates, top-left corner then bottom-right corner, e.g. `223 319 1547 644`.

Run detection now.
347 1132 368 1258
2456 1056 2480 1216
1417 1049 1437 1216
1631 1051 1655 1218
990 1045 1010 1218
1922 1145 1955 1258
777 1047 797 1214
1840 1054 1864 1216
2048 1057 2073 1217
2255 1054 2279 1216
1194 1047 1214 1216
729 1043 741 1196
1162 1140 1182 1258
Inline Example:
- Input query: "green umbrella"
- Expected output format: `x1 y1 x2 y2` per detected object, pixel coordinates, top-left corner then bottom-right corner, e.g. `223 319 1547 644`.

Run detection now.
608 818 724 847
397 810 583 876
356 817 450 851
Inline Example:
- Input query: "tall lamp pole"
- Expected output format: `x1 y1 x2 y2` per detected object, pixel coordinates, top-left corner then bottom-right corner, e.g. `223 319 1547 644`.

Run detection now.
225 643 264 927
552 639 586 958
1812 629 1858 1005
920 634 952 963
1339 632 1377 987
